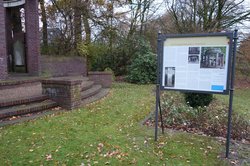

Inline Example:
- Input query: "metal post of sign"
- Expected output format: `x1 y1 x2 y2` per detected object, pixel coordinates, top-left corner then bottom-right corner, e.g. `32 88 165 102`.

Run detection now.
159 97 164 134
155 84 160 141
155 32 164 141
225 29 238 158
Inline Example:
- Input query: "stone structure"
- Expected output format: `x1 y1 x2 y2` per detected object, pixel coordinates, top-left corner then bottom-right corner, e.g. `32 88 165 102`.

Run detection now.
42 78 82 110
0 79 42 101
0 0 40 80
41 56 87 77
88 71 113 88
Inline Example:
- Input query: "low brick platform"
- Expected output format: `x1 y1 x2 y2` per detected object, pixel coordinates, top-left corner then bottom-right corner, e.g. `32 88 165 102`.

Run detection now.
0 78 43 101
0 95 48 108
0 100 57 119
42 77 83 110
42 75 111 110
88 71 112 88
0 73 111 124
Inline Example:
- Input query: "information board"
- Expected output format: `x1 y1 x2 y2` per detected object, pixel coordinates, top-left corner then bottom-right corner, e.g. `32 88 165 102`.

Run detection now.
155 31 238 158
160 33 233 94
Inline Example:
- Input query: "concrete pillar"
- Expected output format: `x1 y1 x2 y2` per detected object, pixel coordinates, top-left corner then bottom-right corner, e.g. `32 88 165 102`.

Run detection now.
25 0 40 76
0 0 8 80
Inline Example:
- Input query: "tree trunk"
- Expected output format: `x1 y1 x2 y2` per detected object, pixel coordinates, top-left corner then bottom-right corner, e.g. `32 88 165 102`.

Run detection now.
73 0 82 48
39 0 48 47
82 16 91 45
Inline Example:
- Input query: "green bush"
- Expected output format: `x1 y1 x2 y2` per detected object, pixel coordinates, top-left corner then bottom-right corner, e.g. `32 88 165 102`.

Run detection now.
126 52 157 84
41 37 76 56
184 93 213 108
110 36 153 75
161 92 204 126
85 43 110 71
86 42 126 75
88 36 156 76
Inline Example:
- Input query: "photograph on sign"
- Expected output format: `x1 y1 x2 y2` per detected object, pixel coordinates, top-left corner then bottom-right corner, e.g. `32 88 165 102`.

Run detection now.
161 35 231 93
200 47 226 69
164 67 175 87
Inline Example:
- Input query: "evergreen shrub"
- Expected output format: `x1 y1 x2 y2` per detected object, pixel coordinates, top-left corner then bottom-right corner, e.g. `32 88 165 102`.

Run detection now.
126 52 157 84
184 93 213 108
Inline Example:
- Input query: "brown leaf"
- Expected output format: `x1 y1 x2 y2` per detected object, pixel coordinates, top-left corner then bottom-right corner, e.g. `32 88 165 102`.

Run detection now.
46 154 52 161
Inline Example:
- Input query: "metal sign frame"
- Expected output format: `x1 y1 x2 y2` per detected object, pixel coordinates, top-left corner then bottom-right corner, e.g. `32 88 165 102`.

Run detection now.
158 32 233 94
154 30 238 159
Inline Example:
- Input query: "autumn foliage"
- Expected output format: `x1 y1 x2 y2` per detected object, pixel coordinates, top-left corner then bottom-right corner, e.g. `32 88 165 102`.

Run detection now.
238 36 250 78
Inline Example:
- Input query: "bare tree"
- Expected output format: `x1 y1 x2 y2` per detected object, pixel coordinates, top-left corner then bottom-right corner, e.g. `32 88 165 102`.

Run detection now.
238 35 250 80
127 0 154 38
165 0 250 33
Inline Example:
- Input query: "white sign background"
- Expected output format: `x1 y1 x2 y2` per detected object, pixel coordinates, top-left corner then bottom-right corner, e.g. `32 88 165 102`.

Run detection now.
161 35 231 93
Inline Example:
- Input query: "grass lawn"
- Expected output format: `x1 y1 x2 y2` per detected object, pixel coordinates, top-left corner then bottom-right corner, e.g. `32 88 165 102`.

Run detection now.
0 83 228 165
215 88 250 120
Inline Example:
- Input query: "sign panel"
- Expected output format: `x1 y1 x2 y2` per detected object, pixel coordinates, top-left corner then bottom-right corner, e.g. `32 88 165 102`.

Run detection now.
160 33 233 94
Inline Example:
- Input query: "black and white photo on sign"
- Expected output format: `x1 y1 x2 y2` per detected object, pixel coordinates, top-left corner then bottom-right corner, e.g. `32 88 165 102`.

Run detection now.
189 47 200 54
164 67 175 87
188 55 199 64
200 47 226 69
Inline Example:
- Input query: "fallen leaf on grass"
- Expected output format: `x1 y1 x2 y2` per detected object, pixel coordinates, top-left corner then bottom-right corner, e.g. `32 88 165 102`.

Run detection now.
104 150 120 158
158 142 165 148
170 155 176 158
230 160 239 165
207 146 213 150
130 158 137 164
55 146 61 152
97 143 104 153
231 151 236 155
46 154 52 161
10 116 17 120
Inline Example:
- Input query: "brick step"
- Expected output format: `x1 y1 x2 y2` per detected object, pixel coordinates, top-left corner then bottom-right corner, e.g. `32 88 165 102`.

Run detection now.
0 100 58 119
49 76 89 81
0 95 49 108
81 88 110 105
81 81 94 91
81 85 102 99
0 81 42 101
72 76 89 81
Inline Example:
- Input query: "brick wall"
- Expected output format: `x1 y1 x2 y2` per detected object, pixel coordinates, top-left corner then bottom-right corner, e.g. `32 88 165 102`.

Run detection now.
88 71 112 88
25 0 40 76
41 56 87 77
42 78 82 109
0 1 8 80
0 81 42 101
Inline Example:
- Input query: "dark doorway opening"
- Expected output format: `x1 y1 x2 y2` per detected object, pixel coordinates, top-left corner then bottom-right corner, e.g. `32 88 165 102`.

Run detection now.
6 6 27 73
